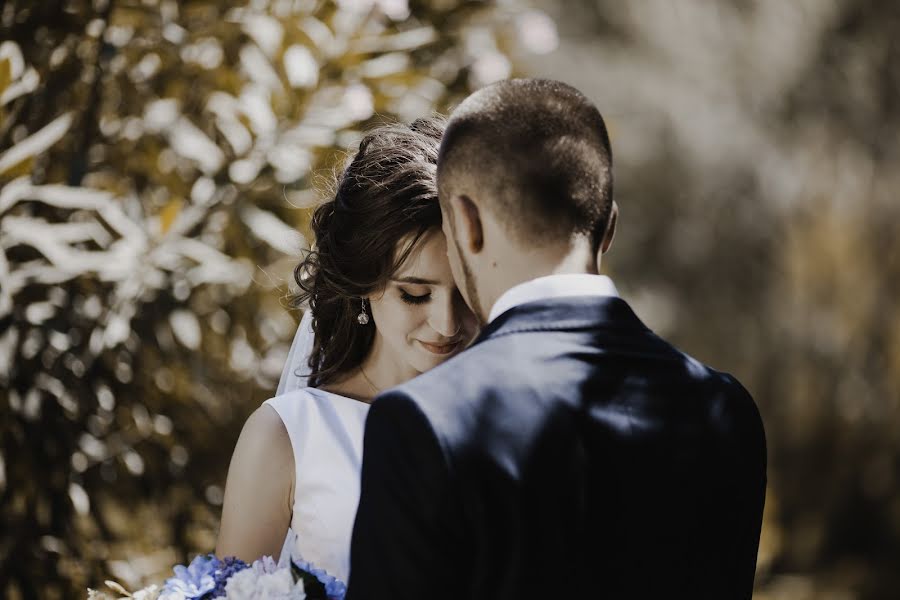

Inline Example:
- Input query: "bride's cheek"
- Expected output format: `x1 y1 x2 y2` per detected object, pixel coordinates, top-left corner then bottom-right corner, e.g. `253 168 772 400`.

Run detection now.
403 306 426 338
387 301 413 338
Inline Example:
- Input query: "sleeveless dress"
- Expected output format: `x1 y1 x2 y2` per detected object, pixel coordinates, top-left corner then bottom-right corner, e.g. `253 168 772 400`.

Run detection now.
262 387 370 587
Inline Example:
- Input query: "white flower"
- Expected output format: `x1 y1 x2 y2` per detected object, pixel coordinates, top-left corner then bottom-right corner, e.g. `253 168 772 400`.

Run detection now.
223 566 305 600
87 582 162 600
132 584 162 600
250 555 279 575
131 584 162 600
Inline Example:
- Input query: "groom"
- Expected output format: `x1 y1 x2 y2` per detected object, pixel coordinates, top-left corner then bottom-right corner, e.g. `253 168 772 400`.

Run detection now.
345 79 766 599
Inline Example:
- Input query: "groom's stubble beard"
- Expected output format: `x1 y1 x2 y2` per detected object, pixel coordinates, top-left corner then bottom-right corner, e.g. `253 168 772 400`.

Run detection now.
452 234 486 328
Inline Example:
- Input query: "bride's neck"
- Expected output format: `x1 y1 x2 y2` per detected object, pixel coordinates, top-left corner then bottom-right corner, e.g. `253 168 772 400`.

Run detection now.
319 332 417 403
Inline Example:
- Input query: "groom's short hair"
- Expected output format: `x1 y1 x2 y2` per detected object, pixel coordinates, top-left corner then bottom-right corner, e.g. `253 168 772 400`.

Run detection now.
438 79 614 249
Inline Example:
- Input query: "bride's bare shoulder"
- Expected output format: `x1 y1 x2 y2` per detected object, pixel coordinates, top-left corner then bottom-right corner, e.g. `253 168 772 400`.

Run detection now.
223 404 295 512
231 404 294 475
216 404 294 560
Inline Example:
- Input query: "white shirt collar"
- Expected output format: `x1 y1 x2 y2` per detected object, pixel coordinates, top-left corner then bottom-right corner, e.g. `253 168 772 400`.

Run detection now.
487 274 619 324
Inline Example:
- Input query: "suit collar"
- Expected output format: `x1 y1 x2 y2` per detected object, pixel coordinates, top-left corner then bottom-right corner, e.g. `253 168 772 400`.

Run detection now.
488 274 619 324
472 295 649 347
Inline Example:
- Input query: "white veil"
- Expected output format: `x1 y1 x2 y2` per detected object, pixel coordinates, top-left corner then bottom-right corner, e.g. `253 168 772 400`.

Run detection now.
276 308 315 395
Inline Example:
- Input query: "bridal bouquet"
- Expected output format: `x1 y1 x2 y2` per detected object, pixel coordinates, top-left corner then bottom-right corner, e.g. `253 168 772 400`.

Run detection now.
87 553 346 600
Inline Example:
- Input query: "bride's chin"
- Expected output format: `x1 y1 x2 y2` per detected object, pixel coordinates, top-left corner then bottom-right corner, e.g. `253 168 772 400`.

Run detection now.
409 345 460 371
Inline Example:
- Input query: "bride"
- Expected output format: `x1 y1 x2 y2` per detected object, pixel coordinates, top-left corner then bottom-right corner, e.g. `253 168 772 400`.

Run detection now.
214 116 478 586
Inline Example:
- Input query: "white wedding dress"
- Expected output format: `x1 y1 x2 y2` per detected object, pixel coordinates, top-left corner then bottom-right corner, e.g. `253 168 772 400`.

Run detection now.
263 310 370 587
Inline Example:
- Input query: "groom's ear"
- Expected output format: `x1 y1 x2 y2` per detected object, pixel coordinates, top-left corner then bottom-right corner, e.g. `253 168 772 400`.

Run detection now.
450 194 484 254
599 201 618 255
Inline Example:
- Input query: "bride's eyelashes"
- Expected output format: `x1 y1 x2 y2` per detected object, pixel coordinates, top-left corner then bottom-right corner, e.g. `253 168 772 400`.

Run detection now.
399 289 431 305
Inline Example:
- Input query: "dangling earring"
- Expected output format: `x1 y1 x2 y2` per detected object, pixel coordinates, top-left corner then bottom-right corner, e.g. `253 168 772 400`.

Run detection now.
357 298 370 325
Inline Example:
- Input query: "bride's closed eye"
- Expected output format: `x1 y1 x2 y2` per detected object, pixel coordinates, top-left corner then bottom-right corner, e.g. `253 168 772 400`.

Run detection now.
399 289 430 305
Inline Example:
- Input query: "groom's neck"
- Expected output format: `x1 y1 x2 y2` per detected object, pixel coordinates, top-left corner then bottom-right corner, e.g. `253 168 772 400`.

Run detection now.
477 236 602 316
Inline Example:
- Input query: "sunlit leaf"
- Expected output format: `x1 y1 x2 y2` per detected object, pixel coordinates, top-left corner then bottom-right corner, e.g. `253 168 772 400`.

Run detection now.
0 66 39 106
169 309 202 350
241 205 305 255
0 41 24 80
69 483 90 516
169 118 226 174
0 112 72 175
283 44 318 88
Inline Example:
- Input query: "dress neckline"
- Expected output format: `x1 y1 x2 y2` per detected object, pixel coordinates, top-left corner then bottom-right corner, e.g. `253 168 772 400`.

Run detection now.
307 386 372 410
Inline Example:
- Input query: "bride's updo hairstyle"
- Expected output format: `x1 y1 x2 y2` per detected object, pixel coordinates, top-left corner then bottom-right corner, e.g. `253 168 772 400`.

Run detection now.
292 116 445 388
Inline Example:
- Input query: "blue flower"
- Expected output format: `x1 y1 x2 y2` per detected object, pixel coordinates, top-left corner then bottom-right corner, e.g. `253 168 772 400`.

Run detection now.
211 556 250 598
161 554 220 600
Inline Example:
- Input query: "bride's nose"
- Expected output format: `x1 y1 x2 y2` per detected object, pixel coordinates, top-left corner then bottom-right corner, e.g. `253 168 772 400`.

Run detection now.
428 296 460 338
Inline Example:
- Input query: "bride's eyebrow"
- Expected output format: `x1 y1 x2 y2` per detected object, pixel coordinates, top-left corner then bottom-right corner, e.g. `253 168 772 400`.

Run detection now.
392 276 438 285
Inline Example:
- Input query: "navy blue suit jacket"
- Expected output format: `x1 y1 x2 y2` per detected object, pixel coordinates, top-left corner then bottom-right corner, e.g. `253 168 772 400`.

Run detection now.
346 296 766 600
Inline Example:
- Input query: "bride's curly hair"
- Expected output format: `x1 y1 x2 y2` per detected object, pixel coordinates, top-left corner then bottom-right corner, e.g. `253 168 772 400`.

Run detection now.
291 116 445 388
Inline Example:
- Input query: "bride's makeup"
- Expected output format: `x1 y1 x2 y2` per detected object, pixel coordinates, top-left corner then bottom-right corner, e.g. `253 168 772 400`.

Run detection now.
393 282 464 352
367 231 477 377
418 339 462 355
396 284 431 306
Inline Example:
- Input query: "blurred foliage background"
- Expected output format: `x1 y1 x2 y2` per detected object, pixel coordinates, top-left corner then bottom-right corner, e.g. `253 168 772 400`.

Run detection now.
0 0 897 598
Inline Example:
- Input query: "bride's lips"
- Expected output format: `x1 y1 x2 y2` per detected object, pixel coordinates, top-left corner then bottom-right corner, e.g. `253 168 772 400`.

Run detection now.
418 339 462 355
